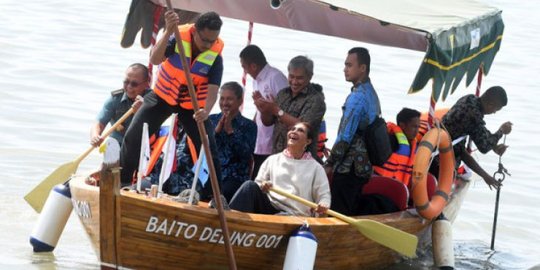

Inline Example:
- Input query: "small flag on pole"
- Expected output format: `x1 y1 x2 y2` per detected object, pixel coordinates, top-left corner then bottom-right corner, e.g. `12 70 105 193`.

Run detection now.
158 114 178 193
192 150 210 187
137 123 151 192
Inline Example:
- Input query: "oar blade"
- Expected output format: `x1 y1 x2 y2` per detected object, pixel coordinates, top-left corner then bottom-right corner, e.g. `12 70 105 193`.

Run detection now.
24 161 79 213
353 219 418 257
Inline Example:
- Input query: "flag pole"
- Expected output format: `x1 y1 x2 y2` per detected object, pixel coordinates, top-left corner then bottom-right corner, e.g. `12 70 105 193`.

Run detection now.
189 144 206 205
137 123 150 192
158 114 177 194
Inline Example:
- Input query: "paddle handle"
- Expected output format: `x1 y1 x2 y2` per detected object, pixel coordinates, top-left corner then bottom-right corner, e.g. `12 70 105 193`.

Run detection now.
75 107 135 164
269 187 354 223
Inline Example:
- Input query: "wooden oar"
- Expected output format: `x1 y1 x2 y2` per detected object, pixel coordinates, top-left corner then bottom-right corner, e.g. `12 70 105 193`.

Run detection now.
24 107 135 213
269 186 418 257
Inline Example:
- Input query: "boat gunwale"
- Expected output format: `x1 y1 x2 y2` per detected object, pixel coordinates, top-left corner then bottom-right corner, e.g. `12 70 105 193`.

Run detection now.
70 172 449 228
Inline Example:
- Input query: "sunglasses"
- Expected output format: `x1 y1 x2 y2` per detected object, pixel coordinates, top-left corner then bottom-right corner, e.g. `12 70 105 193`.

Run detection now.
123 79 143 88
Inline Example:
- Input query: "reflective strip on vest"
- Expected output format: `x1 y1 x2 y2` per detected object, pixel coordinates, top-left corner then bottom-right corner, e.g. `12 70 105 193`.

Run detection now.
373 122 417 186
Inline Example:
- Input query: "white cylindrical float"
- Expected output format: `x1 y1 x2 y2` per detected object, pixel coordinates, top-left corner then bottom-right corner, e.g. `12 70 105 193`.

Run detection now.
29 184 73 252
432 216 455 269
283 224 318 270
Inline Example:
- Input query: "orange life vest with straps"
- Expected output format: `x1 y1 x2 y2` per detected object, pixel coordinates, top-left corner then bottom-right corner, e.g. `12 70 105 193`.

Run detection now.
317 119 328 159
416 108 449 142
153 24 224 110
373 122 417 187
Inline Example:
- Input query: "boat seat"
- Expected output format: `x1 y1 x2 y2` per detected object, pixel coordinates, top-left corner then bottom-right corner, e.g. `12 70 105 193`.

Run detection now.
362 176 409 211
426 173 437 200
406 172 438 207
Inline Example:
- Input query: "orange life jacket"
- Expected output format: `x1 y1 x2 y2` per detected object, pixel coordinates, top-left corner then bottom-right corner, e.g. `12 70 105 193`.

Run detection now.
154 24 224 110
317 119 328 159
373 122 417 187
416 108 449 142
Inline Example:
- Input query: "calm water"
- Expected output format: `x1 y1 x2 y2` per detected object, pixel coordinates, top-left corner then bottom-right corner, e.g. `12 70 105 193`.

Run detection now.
0 0 538 269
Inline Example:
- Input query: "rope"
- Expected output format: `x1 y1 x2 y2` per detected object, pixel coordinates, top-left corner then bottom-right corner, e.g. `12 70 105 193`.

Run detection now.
427 94 436 128
174 189 200 204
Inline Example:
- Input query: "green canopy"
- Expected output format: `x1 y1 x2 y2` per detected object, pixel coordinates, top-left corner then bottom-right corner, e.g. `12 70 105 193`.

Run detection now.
408 8 504 100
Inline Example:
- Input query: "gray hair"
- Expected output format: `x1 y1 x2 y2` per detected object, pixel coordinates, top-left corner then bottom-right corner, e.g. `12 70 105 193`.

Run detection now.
220 81 244 100
287 55 313 78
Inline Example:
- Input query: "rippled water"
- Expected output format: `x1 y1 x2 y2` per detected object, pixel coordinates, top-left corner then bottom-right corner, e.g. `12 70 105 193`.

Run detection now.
0 0 539 269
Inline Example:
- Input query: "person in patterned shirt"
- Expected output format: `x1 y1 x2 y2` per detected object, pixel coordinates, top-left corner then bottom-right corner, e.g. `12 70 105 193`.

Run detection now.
430 86 512 189
149 82 256 201
324 47 381 216
254 55 326 163
209 82 257 201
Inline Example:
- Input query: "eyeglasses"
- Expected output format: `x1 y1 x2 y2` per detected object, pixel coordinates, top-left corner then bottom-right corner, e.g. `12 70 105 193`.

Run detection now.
196 31 217 45
123 79 143 88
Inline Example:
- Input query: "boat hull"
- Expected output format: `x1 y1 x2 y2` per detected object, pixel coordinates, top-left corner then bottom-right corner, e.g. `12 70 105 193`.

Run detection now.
70 171 470 270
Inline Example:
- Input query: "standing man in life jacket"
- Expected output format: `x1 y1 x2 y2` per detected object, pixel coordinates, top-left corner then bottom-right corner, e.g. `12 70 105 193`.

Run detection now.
91 63 151 148
119 11 225 197
373 108 421 187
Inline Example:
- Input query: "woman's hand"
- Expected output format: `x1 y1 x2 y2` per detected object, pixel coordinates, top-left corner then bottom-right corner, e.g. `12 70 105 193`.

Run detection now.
314 202 329 215
260 181 273 193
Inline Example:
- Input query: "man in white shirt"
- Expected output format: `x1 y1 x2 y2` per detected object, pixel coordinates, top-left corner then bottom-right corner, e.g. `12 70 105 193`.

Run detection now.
240 45 288 178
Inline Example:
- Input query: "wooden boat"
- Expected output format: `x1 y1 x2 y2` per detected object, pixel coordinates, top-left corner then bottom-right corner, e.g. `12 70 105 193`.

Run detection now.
70 169 470 269
67 0 504 269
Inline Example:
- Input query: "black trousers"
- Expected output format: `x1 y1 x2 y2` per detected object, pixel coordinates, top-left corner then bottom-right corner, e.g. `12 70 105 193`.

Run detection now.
222 179 245 203
330 170 369 216
229 181 279 214
120 91 222 197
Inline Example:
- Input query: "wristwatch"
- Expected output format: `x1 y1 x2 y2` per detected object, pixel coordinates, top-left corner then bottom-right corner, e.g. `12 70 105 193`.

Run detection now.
277 109 284 118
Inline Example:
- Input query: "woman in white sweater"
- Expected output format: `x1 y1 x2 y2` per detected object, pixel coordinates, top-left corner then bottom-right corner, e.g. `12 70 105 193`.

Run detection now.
229 122 331 216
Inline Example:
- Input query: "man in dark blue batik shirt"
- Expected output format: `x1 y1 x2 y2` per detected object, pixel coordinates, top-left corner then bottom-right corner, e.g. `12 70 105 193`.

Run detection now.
209 82 257 201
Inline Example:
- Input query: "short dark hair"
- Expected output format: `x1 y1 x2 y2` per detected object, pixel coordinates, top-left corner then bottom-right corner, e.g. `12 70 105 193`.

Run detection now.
195 12 222 31
239 44 267 67
288 55 314 78
297 121 314 142
348 47 370 75
128 63 149 81
396 107 421 125
220 81 244 100
482 86 508 107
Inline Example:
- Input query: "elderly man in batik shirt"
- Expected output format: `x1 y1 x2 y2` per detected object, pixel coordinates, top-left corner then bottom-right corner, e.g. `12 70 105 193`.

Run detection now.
254 55 326 163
